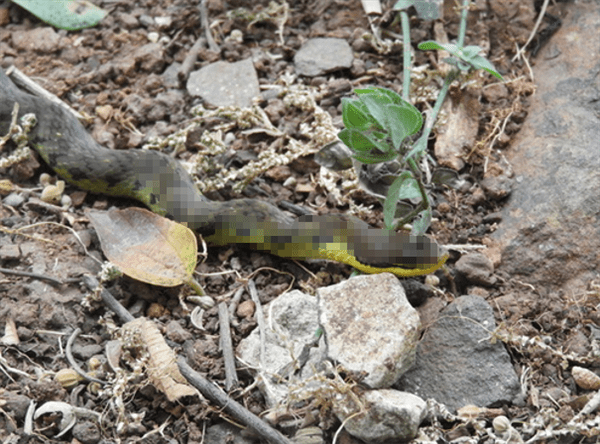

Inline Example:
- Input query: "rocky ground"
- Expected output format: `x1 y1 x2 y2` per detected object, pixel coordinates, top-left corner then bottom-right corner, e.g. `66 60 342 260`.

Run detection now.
0 0 599 443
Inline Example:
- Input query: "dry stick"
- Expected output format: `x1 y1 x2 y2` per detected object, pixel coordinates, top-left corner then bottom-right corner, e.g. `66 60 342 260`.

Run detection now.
178 358 294 444
228 285 246 318
512 0 550 62
0 267 64 286
5 66 83 120
66 328 106 384
178 0 219 81
24 197 66 220
178 36 207 82
199 0 219 52
218 301 239 391
82 275 135 323
248 280 267 367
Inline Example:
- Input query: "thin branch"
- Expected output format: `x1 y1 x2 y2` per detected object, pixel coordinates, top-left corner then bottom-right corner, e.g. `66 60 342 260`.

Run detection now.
178 358 294 444
218 302 239 391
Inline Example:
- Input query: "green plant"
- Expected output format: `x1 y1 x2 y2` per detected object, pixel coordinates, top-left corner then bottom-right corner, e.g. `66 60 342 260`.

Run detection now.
338 0 503 236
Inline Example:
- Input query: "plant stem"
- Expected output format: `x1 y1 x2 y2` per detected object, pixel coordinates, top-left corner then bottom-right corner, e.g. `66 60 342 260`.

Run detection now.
395 158 428 230
400 10 411 102
457 0 470 47
186 276 206 296
409 0 468 159
425 70 458 139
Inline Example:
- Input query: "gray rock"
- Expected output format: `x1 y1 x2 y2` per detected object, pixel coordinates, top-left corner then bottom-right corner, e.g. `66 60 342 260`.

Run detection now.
494 1 600 290
187 58 260 107
236 290 324 407
161 62 182 89
203 423 255 444
11 27 62 53
3 192 25 207
480 174 513 200
334 389 426 443
318 273 421 388
72 421 101 444
294 38 353 77
399 295 521 412
132 42 165 72
455 252 496 286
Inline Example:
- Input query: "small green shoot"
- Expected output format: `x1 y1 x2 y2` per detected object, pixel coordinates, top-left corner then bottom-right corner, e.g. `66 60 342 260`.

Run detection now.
338 0 504 236
338 87 422 164
418 41 504 80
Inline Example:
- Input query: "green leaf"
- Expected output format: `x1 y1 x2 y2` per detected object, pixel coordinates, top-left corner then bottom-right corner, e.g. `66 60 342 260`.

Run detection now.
357 92 393 129
459 45 482 60
419 41 466 60
11 0 107 30
352 150 399 164
468 55 504 80
341 98 373 131
354 86 379 96
385 103 422 141
444 57 471 71
356 88 422 144
366 87 404 105
418 41 453 53
419 41 504 80
384 104 410 150
339 128 375 152
341 128 393 154
384 172 414 228
412 208 432 236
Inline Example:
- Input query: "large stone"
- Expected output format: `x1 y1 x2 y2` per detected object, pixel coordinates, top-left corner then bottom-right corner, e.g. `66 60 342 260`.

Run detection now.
294 38 353 76
494 1 600 291
333 389 426 443
187 58 260 107
399 295 521 412
236 290 324 407
318 273 421 388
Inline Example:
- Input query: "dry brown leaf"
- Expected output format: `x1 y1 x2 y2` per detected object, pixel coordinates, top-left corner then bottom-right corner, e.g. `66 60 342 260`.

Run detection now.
87 207 197 287
122 318 198 402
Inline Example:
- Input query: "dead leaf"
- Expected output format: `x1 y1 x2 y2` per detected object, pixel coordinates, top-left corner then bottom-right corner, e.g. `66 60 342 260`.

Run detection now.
434 87 481 171
87 207 197 287
122 318 198 401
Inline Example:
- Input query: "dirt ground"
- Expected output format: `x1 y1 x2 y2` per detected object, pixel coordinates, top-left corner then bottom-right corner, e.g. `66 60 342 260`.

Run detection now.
1 0 598 443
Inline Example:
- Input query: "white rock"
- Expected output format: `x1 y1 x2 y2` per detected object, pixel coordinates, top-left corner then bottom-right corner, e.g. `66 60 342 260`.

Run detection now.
318 273 421 388
333 389 426 442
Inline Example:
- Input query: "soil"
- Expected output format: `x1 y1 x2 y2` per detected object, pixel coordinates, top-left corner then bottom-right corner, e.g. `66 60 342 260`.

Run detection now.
1 0 598 443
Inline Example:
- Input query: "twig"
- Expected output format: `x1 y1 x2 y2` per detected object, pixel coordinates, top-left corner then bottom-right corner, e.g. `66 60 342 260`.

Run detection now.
23 197 66 220
512 0 550 62
82 274 135 323
0 267 65 286
484 111 513 173
228 285 246 318
178 37 207 82
178 358 293 444
218 302 239 391
5 66 83 120
0 102 19 147
199 0 219 52
65 328 106 384
248 280 266 367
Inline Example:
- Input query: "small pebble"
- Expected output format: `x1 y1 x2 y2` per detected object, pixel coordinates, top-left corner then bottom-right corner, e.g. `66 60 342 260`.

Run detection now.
3 192 25 207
